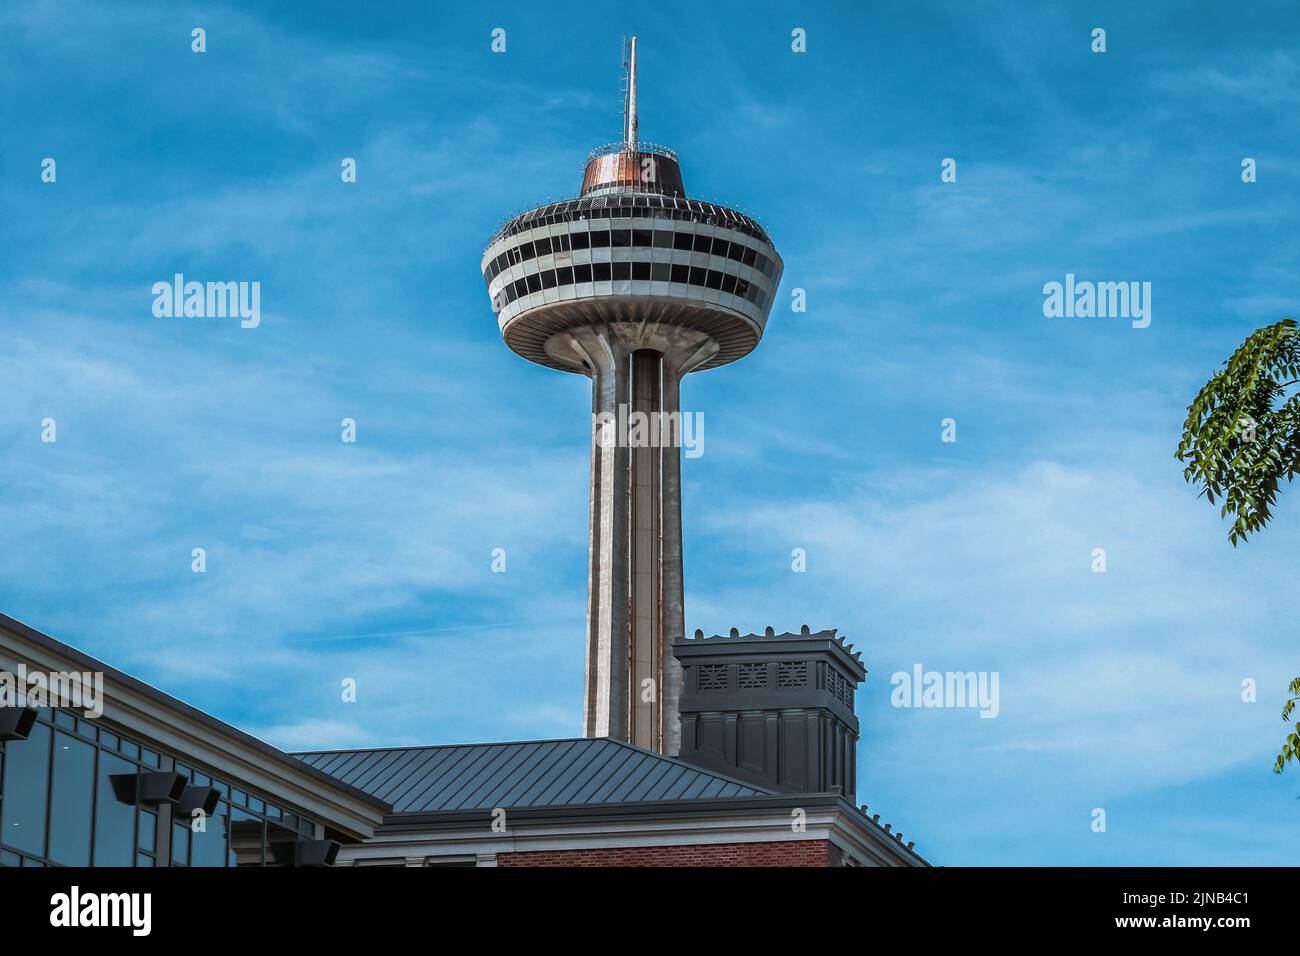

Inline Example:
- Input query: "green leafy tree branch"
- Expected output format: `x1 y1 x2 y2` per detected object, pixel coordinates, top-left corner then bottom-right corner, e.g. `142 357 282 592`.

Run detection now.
1176 318 1300 777
1275 678 1300 775
1176 319 1300 545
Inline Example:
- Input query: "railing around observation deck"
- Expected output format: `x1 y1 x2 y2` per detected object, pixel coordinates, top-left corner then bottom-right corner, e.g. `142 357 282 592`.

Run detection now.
485 194 775 253
585 141 679 164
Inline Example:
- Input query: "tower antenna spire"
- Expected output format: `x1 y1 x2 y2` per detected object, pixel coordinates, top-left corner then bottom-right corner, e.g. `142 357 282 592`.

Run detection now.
623 36 638 148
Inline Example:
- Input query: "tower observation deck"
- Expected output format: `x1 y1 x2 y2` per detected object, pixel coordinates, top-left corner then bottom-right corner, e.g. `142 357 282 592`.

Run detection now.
480 37 783 755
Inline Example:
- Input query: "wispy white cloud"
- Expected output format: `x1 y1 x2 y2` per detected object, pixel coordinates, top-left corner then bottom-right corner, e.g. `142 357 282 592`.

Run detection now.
690 440 1299 831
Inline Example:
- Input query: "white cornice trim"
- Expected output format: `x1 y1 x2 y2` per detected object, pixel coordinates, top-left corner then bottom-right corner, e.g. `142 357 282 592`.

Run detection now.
337 805 923 866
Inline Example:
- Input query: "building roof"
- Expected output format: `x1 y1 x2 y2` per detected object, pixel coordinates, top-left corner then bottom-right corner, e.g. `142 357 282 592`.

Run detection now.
294 736 773 814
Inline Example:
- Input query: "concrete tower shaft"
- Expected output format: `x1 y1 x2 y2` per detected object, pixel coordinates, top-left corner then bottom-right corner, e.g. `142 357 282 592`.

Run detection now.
563 323 718 753
480 39 781 755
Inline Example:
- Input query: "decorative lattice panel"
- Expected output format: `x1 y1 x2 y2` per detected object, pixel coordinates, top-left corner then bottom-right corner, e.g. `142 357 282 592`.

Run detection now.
699 664 728 691
777 662 807 688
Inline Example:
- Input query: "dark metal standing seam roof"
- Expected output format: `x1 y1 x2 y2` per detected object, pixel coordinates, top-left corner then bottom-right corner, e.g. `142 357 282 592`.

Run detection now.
293 737 773 814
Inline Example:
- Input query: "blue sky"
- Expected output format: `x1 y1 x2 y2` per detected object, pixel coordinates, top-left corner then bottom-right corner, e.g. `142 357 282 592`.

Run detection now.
2 0 1298 864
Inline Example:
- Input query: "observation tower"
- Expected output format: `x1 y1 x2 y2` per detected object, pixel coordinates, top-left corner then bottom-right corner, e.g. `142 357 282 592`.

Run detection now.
480 38 783 755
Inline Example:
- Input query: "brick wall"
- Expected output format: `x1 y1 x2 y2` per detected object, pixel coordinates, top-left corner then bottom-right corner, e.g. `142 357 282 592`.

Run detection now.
497 840 835 867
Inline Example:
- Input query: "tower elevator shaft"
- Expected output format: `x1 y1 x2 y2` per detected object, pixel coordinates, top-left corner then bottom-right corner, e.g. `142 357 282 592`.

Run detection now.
580 337 686 755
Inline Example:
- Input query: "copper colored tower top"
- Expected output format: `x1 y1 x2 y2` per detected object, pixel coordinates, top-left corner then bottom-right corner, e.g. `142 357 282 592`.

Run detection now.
580 36 685 198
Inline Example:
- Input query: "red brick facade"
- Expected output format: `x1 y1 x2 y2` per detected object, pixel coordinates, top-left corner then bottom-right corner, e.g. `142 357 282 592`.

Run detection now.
498 839 837 867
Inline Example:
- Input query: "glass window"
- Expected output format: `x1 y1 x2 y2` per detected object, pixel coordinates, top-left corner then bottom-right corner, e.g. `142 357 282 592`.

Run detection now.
721 273 738 295
172 821 190 865
533 237 551 256
93 752 136 866
610 229 631 248
557 266 574 285
728 243 745 263
632 229 652 247
1 721 51 857
612 261 631 281
741 246 757 267
631 262 651 281
672 232 694 251
705 270 724 290
651 262 671 282
574 264 593 283
264 819 298 868
54 710 75 730
591 262 612 282
590 230 611 248
735 278 750 299
692 234 712 254
190 801 228 867
228 809 263 867
652 230 673 249
540 270 557 290
139 810 156 853
570 230 590 250
48 730 94 865
120 740 139 761
524 273 541 294
688 268 707 286
74 718 97 742
670 263 690 284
